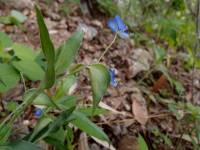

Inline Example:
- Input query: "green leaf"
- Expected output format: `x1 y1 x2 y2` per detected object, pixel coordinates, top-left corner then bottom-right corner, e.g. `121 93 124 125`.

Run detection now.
154 47 166 64
168 102 183 120
57 96 77 109
29 117 52 142
48 107 75 133
78 107 107 116
87 64 110 108
12 60 45 81
10 10 27 23
66 127 74 150
172 79 185 95
54 74 76 100
35 5 55 88
6 101 19 111
0 123 12 144
138 134 148 150
71 111 109 142
44 127 66 150
1 140 43 150
12 43 37 60
0 32 12 49
0 16 12 25
55 30 83 75
23 89 53 107
69 64 85 74
0 64 20 92
29 108 74 143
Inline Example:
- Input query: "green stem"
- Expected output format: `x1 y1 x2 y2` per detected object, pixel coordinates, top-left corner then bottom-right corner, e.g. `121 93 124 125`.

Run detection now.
0 87 43 130
20 72 27 92
98 33 117 62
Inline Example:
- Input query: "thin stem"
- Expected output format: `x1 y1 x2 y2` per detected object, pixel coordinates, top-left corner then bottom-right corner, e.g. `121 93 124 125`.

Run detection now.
98 33 117 62
0 87 43 130
20 72 27 92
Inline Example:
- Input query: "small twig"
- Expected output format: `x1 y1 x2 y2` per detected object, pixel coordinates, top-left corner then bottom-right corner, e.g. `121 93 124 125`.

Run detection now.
98 33 117 62
20 72 27 92
96 113 169 125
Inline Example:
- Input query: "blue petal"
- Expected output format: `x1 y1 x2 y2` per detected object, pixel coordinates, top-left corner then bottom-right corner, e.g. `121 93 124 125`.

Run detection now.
110 79 118 87
109 68 118 87
114 15 127 31
34 108 43 118
108 18 118 33
118 31 129 39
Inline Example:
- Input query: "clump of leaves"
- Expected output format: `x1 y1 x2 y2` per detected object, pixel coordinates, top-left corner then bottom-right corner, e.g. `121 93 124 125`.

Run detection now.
0 5 111 149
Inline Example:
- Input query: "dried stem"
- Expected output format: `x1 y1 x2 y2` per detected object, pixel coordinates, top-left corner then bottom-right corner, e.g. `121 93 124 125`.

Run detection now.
98 33 117 62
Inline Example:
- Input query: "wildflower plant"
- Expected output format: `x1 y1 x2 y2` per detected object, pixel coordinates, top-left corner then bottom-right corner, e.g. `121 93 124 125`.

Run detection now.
0 5 128 149
108 15 129 39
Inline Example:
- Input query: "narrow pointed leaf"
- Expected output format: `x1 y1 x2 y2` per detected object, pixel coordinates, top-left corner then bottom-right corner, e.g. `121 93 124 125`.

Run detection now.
55 30 83 75
12 60 45 81
35 5 55 88
28 117 52 142
23 89 53 107
1 140 43 150
12 43 37 60
71 111 109 142
0 123 12 144
138 134 148 150
29 107 75 142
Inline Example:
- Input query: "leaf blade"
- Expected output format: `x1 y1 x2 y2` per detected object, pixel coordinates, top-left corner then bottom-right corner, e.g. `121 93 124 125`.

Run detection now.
71 111 109 142
0 64 20 92
35 5 55 88
88 64 110 108
55 30 83 75
12 60 45 81
1 140 43 150
138 134 148 150
12 43 37 60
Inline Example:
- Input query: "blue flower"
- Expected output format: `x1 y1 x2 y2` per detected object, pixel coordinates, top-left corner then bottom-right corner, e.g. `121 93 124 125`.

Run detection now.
34 108 43 118
109 68 118 87
108 15 129 39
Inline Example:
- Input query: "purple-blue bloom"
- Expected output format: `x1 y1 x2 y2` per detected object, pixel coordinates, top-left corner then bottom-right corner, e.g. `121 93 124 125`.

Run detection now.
108 15 129 39
109 68 118 87
34 108 43 118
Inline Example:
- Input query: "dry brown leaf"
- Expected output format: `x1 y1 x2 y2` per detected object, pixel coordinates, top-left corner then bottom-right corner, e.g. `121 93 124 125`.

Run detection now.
132 99 148 125
152 75 170 92
78 133 90 150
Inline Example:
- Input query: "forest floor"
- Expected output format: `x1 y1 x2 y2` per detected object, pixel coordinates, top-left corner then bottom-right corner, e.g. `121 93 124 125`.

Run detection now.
0 0 200 150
